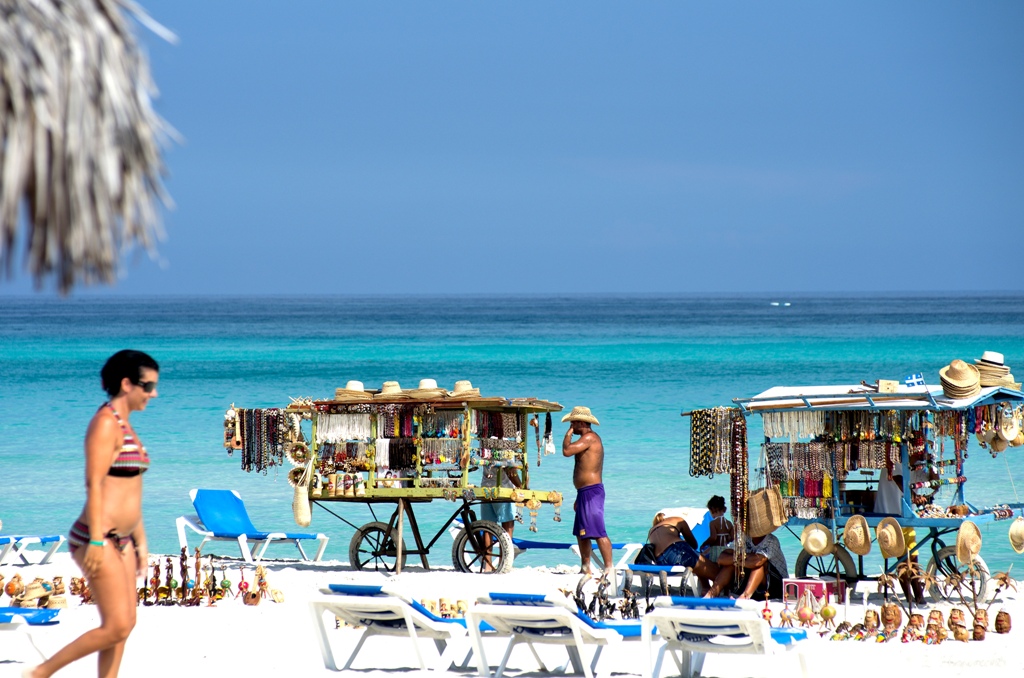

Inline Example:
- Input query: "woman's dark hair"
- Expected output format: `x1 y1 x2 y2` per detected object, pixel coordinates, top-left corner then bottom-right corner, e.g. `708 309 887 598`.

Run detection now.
707 495 726 512
100 350 159 397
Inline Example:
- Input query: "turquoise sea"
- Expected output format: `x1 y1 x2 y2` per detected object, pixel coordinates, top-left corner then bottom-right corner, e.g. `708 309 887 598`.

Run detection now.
1 295 1023 575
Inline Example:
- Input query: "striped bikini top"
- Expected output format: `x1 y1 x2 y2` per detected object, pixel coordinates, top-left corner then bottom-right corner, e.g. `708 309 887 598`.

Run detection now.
104 403 150 477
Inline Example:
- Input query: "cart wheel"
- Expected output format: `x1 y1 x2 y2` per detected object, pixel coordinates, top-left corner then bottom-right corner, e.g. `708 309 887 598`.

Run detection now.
451 520 514 574
794 544 857 584
925 545 990 604
349 521 407 573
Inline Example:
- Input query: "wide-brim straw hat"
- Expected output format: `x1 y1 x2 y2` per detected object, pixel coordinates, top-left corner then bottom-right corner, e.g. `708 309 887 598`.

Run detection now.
409 378 447 399
991 436 1009 453
999 410 1021 442
374 381 410 399
876 517 906 559
843 514 871 556
335 380 371 400
1009 516 1024 554
801 523 835 557
447 380 481 398
956 521 982 565
21 581 48 600
940 359 981 387
561 406 600 425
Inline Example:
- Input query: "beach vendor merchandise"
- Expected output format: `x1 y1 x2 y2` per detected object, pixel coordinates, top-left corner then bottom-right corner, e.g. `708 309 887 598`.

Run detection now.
224 379 563 573
684 351 1024 605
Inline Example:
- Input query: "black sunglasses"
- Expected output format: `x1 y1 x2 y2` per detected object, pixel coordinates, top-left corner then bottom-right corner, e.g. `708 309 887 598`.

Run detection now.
136 380 158 393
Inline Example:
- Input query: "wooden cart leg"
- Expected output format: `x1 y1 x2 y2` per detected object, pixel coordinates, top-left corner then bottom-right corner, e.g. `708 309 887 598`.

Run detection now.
403 501 431 570
396 499 405 574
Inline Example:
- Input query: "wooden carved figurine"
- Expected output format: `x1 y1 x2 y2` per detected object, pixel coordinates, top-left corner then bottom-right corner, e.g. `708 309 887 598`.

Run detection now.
995 609 1011 634
948 608 965 630
974 608 989 630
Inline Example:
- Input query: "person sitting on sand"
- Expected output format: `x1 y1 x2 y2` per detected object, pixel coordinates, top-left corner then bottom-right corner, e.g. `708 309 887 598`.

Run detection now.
706 529 788 600
647 512 723 583
696 496 734 594
698 495 734 563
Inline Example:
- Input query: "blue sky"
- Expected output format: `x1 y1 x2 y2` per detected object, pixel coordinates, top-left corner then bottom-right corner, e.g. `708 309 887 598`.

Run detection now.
4 2 1023 295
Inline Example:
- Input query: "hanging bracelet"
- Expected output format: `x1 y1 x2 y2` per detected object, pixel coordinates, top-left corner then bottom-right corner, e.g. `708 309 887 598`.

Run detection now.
89 539 105 547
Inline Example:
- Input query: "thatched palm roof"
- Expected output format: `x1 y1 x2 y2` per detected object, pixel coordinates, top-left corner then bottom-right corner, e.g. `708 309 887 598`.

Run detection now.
0 0 175 293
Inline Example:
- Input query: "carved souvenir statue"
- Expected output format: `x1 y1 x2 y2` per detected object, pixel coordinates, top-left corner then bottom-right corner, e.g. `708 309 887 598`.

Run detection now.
881 601 902 636
974 608 989 630
948 608 965 630
973 622 986 641
995 609 1011 634
863 609 879 635
953 625 971 642
925 623 941 645
928 609 945 628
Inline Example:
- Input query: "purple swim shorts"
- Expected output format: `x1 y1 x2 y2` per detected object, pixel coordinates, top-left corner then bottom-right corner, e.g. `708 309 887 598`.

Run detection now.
573 483 608 539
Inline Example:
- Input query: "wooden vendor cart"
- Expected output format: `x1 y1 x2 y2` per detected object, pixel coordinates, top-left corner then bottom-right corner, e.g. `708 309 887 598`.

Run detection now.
686 382 1024 601
226 381 564 574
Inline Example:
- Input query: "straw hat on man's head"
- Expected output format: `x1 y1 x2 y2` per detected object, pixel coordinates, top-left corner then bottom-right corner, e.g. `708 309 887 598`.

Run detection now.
801 523 835 557
956 521 982 565
876 517 906 559
562 406 600 426
1009 516 1024 555
843 514 871 556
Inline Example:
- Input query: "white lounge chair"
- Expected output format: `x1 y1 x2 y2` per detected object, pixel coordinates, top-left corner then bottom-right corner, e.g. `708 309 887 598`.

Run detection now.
641 596 810 678
0 534 66 566
467 592 647 678
309 584 478 672
175 488 328 563
0 607 59 664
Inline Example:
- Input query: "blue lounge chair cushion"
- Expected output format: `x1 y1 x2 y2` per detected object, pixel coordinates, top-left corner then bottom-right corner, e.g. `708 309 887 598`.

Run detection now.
326 583 495 631
0 607 60 625
667 596 743 610
630 564 689 574
5 535 63 544
327 584 385 596
511 538 632 550
485 592 645 637
770 628 808 645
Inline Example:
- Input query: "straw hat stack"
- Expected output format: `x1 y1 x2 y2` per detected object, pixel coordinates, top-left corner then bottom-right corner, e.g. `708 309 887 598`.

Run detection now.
939 359 981 400
408 379 447 399
975 351 1021 390
335 380 371 401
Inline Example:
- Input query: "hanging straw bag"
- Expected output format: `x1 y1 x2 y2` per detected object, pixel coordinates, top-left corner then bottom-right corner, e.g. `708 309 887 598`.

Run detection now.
746 446 786 538
747 485 786 537
292 460 314 527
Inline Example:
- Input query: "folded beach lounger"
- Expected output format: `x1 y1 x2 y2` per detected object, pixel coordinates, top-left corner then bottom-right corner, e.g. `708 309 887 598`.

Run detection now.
623 563 696 598
310 584 483 672
0 607 61 663
175 489 328 563
641 596 809 678
0 534 66 566
467 592 648 678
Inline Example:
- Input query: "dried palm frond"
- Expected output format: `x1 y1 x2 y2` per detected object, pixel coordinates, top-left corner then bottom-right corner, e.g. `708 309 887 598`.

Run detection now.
0 0 176 293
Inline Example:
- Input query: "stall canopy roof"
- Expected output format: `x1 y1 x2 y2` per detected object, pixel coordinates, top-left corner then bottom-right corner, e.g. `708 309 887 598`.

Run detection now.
733 384 1024 414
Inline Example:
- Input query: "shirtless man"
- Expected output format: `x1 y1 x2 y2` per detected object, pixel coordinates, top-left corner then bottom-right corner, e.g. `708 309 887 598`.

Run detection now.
561 406 614 579
648 513 722 587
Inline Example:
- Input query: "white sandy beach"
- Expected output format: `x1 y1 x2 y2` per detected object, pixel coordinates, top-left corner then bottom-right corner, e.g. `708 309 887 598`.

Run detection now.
3 551 1022 678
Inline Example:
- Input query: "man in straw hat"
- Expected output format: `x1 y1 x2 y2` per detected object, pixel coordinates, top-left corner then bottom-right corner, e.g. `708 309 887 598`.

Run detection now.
562 406 614 579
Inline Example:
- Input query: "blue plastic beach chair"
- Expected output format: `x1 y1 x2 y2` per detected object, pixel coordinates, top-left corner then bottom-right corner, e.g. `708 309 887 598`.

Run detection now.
0 534 66 566
175 489 328 562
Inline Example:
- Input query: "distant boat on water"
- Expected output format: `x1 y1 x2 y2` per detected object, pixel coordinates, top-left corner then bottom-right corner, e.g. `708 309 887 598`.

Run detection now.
770 302 792 307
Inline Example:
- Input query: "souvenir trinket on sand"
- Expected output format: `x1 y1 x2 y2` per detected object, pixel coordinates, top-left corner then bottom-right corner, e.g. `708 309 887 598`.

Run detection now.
973 622 986 641
995 609 1011 634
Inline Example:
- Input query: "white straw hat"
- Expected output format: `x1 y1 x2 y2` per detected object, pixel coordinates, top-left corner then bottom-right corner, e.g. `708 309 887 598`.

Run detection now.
374 381 410 399
335 380 371 400
976 351 1006 367
1009 516 1024 555
448 380 481 398
843 515 871 557
956 521 982 565
801 523 835 557
409 378 447 399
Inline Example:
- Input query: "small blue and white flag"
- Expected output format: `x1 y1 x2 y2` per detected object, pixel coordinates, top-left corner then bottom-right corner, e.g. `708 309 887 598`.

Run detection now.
905 373 926 387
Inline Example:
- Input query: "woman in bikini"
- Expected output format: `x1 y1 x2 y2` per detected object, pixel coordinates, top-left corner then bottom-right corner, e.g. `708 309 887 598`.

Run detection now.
697 495 734 594
29 350 158 678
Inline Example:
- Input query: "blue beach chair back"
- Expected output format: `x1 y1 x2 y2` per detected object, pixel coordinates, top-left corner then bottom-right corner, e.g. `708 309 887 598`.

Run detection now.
193 489 261 538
